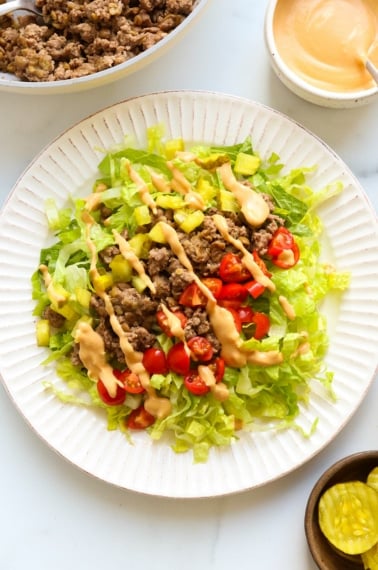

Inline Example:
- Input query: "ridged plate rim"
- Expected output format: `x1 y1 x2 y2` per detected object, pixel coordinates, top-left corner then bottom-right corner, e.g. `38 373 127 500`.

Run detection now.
0 90 377 498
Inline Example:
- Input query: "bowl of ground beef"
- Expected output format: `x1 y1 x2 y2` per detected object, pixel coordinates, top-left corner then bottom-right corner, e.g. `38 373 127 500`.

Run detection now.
0 0 209 93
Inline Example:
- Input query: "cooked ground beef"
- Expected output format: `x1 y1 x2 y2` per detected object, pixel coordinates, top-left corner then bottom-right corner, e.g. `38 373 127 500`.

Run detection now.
42 305 66 328
0 0 195 82
69 202 284 367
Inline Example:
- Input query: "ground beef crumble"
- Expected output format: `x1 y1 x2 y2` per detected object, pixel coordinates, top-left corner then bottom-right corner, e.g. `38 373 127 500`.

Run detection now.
0 0 195 81
67 202 284 368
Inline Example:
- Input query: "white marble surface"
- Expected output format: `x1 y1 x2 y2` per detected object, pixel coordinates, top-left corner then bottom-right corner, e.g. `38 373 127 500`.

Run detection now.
0 1 377 569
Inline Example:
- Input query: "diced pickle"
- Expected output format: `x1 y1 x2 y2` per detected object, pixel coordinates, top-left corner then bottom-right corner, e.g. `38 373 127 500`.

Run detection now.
128 233 151 259
173 209 204 233
318 481 378 555
155 194 186 210
234 152 261 176
93 272 113 292
148 221 167 244
110 254 132 282
219 189 238 212
134 205 152 226
36 319 50 347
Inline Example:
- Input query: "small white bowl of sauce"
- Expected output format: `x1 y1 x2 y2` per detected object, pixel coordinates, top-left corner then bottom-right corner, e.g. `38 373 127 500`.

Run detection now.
265 0 378 108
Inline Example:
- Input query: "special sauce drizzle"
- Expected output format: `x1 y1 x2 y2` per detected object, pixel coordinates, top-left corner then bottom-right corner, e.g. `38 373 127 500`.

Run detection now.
70 156 285 410
160 221 283 369
273 0 378 92
76 209 172 418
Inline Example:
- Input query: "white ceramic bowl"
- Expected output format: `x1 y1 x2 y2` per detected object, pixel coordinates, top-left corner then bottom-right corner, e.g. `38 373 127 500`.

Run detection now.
264 0 378 108
0 0 210 95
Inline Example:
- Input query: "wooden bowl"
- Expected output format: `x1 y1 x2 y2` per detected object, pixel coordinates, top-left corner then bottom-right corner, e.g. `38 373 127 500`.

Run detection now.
305 451 378 570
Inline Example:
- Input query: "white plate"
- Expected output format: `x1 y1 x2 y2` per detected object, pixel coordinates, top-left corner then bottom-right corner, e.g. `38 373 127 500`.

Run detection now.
1 91 378 498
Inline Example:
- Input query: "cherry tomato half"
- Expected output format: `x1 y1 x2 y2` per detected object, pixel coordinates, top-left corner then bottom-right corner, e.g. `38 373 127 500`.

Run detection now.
142 347 168 375
179 282 207 307
201 277 223 299
271 242 300 269
184 371 210 396
156 310 187 337
237 305 255 324
97 379 126 406
267 227 294 257
187 336 214 362
245 279 266 299
219 253 252 283
218 282 248 303
208 357 226 383
267 228 300 269
114 369 145 394
251 312 270 340
167 342 191 375
126 405 155 430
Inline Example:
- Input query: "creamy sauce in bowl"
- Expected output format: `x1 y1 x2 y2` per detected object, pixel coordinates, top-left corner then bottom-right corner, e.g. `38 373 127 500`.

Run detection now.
273 0 378 92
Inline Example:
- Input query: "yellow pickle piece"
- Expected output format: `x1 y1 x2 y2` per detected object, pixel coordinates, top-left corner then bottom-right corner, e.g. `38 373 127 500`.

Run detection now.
367 467 378 493
318 481 378 555
362 542 378 570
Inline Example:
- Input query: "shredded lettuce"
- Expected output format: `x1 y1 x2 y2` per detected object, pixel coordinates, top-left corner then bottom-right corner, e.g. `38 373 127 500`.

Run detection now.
33 127 350 463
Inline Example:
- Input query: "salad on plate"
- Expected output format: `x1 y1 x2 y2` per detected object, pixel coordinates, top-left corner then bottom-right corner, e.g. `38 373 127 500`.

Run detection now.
32 125 349 462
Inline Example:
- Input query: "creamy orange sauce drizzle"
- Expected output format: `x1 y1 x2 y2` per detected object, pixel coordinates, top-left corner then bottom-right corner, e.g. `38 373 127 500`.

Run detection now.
76 208 171 418
160 305 186 342
149 170 172 193
112 230 156 294
166 161 205 210
277 249 295 267
198 365 229 401
75 321 120 397
39 264 66 307
273 0 378 92
279 295 296 321
126 160 157 214
159 221 283 369
84 191 104 211
212 214 275 291
218 162 270 227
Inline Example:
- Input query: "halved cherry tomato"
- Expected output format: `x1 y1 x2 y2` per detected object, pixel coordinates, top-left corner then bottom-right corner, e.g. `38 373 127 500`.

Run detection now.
187 336 214 362
184 371 210 396
245 279 266 299
267 228 300 269
208 357 225 383
142 347 168 375
126 405 155 430
219 253 252 283
251 312 270 340
201 277 223 299
179 282 207 307
97 379 126 406
267 227 294 257
218 282 248 302
156 309 187 337
237 305 255 324
218 299 242 310
114 369 145 394
167 342 191 375
271 242 300 269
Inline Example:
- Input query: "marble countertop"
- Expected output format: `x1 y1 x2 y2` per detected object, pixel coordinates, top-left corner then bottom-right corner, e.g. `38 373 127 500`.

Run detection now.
0 1 377 569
